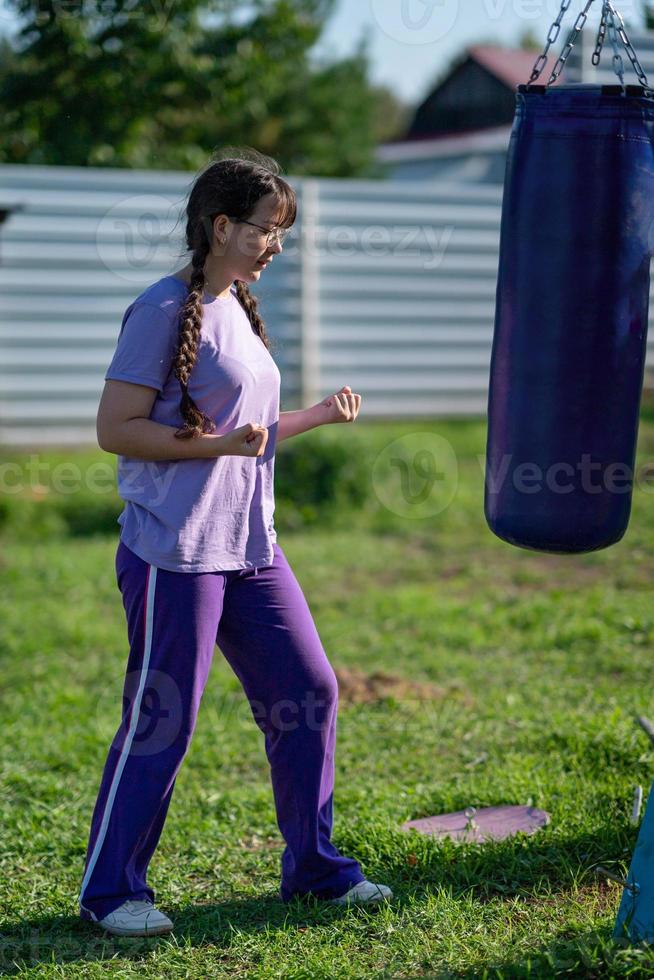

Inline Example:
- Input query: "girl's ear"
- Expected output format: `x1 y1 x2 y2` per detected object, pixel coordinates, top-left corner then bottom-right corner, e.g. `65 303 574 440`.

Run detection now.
212 214 229 244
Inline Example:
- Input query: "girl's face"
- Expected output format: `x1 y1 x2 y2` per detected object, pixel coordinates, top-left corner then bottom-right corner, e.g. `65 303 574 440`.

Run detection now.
219 192 291 284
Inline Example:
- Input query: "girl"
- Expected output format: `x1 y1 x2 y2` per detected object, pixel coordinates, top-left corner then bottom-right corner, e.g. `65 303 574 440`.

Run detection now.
77 151 392 937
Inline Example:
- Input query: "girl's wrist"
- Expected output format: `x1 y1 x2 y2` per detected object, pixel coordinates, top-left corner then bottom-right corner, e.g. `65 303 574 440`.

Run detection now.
307 402 329 426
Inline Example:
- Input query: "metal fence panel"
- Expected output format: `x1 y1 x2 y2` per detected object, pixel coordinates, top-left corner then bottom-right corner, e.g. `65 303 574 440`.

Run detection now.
1 161 653 445
0 164 303 445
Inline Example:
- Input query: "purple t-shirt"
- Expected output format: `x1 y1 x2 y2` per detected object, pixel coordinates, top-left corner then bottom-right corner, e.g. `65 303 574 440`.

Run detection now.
103 275 280 573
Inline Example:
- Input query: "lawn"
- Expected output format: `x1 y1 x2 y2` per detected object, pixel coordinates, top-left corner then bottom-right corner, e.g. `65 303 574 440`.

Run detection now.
3 414 654 977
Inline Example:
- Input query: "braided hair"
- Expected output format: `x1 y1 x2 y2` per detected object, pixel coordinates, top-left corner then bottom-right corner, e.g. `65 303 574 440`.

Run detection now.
172 150 296 440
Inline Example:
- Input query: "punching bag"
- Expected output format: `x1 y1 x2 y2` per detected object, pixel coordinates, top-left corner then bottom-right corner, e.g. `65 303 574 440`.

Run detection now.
485 4 654 553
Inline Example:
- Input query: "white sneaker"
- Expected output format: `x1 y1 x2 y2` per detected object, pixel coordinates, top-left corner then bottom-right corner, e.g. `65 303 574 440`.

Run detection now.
98 899 174 937
326 880 393 906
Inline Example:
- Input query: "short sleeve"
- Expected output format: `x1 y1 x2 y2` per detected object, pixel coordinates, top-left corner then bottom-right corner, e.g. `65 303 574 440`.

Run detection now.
104 302 178 393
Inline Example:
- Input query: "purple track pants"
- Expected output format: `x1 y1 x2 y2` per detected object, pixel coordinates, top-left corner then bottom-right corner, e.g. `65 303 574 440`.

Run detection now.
78 538 366 922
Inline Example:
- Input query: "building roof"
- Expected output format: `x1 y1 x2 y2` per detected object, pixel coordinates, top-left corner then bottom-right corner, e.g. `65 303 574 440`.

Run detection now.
468 44 564 89
378 44 565 154
376 124 511 163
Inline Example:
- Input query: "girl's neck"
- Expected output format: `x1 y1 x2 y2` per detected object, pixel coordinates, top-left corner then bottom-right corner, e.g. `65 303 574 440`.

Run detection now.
173 263 234 301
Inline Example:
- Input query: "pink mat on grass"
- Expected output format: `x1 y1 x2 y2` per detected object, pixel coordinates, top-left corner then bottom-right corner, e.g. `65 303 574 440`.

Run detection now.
400 804 550 843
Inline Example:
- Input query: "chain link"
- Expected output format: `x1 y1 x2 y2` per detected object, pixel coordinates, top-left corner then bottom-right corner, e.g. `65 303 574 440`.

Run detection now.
527 0 572 84
603 0 650 87
545 0 599 84
526 0 651 90
606 4 626 88
592 1 626 85
591 4 607 66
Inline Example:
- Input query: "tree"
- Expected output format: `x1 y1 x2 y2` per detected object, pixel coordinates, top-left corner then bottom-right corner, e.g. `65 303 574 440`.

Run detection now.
519 29 541 52
0 0 392 176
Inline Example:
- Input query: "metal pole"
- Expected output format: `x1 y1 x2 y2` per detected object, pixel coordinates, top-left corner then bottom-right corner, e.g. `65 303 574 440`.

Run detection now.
299 178 321 409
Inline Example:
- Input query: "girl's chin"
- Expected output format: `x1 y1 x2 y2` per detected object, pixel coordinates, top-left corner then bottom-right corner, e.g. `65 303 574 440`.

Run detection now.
235 266 264 282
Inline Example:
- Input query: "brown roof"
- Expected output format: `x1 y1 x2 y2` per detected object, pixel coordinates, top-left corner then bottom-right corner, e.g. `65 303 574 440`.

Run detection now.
468 44 564 89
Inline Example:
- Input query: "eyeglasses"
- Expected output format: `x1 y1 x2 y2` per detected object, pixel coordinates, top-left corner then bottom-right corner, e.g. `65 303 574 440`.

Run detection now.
228 217 291 248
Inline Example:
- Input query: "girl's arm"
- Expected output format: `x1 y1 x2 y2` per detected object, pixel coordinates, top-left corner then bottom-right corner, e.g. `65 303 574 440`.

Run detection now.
98 380 230 460
277 404 326 445
277 386 360 445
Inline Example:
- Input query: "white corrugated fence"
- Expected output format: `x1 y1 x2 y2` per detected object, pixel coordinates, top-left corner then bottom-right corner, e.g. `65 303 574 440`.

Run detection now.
1 161 653 445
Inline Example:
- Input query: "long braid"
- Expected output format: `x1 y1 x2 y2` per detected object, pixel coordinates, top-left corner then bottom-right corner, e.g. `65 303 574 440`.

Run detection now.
235 280 278 355
171 150 296 440
172 240 216 439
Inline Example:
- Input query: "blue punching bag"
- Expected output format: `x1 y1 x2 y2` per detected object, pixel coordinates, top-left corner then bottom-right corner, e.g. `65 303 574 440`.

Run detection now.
485 1 654 554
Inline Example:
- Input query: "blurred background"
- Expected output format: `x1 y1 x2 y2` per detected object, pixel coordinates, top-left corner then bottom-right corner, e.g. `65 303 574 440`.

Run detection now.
5 4 654 974
2 0 654 445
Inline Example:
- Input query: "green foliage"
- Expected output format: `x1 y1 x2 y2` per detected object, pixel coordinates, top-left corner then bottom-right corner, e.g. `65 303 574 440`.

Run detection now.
275 427 369 527
0 0 407 174
0 428 373 537
5 418 654 973
519 29 542 52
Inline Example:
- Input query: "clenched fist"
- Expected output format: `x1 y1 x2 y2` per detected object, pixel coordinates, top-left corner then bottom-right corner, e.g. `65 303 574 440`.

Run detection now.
218 422 269 458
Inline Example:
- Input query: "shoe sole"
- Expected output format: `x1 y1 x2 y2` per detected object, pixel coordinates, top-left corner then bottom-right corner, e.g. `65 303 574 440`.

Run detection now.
328 894 392 907
98 921 174 937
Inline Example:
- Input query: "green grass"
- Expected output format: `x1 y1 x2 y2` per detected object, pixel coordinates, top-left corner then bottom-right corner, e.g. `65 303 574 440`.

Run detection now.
4 416 654 976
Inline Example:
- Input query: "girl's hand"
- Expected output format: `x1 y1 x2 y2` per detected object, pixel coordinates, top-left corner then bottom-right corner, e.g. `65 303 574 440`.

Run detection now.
316 385 361 424
219 422 269 457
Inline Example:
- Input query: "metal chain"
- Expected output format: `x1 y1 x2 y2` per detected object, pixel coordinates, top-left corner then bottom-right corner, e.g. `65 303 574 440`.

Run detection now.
592 2 626 86
527 0 573 84
545 0 599 85
606 4 626 89
527 0 650 89
603 0 651 87
591 4 608 65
